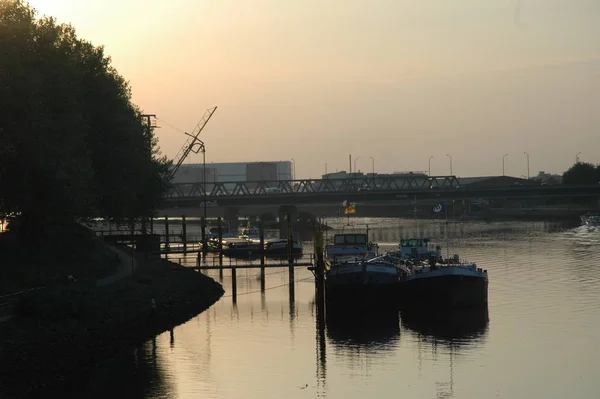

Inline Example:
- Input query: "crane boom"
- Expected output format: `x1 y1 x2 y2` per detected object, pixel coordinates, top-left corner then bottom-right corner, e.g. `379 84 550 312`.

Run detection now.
167 106 217 182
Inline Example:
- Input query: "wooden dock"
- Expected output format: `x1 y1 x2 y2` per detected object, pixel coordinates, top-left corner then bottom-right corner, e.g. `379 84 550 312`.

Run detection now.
194 262 313 270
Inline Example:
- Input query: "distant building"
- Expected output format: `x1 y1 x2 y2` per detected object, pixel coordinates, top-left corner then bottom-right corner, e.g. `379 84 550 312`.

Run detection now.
534 171 562 184
392 171 428 177
172 161 292 184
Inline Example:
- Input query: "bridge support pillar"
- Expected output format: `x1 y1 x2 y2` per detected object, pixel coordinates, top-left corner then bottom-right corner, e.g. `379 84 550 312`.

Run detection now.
224 207 239 232
278 205 297 239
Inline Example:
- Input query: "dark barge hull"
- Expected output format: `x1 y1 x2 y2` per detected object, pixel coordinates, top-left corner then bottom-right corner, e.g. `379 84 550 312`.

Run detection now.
399 274 488 309
325 283 400 309
263 247 303 257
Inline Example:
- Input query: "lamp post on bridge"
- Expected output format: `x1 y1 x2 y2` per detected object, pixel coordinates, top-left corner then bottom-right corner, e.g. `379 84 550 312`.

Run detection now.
524 152 530 180
446 154 453 176
369 156 375 183
291 158 296 180
428 156 434 176
502 153 508 176
211 161 216 185
354 156 360 174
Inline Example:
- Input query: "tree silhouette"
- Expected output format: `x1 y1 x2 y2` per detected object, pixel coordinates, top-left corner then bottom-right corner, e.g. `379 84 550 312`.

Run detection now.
562 162 600 185
0 1 169 239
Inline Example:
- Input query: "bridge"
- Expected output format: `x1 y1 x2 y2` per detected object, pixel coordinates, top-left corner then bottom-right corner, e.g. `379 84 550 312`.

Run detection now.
166 175 457 201
163 174 600 208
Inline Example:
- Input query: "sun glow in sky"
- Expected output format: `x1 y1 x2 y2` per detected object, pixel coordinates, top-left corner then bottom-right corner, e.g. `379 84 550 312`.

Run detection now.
27 0 600 178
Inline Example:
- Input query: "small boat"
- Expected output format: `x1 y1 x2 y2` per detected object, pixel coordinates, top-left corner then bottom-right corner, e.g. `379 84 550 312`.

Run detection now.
325 232 378 262
325 256 402 307
239 227 265 240
580 212 600 226
220 238 262 258
263 238 303 257
388 239 488 309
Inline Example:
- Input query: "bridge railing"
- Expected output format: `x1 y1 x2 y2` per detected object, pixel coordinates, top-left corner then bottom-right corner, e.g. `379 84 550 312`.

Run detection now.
166 175 459 198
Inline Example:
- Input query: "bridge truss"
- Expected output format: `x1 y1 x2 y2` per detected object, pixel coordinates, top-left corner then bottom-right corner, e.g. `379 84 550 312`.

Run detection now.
166 175 460 198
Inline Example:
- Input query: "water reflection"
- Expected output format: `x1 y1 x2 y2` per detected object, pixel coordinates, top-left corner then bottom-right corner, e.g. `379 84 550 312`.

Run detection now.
42 219 600 398
315 288 327 397
401 307 489 347
401 308 489 399
325 306 401 351
60 337 173 399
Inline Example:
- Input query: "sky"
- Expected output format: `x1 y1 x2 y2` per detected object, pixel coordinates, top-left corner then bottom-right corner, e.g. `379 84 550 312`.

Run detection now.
28 0 600 178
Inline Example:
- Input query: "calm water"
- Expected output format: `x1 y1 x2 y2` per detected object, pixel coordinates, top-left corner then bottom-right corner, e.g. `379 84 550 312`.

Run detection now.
69 218 600 399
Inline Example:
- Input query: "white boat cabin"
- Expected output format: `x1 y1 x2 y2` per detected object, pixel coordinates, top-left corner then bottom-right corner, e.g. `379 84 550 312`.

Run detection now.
333 233 368 246
326 233 377 261
398 238 442 259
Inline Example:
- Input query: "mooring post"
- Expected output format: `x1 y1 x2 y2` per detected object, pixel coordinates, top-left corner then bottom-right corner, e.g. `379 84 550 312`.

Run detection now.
259 221 265 263
314 231 325 296
289 269 296 319
182 215 187 252
217 217 223 268
164 215 170 252
231 263 237 302
201 216 208 253
217 217 223 251
289 262 295 299
287 213 293 266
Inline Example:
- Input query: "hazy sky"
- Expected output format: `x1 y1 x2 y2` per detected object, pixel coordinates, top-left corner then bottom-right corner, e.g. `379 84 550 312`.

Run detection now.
29 0 600 178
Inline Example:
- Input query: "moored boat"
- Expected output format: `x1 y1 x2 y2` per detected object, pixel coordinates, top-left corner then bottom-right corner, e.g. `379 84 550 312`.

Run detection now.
325 256 403 307
388 239 488 309
398 259 488 309
220 238 262 258
263 238 303 257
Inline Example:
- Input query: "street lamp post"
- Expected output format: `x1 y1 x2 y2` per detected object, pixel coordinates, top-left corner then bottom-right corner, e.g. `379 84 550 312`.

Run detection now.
524 152 530 179
354 156 360 173
428 156 434 176
291 158 296 180
200 141 207 252
576 152 581 163
369 156 375 184
446 154 453 176
502 153 508 176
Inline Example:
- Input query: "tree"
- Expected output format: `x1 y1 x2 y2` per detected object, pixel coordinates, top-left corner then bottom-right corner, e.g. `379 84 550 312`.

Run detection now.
562 162 600 185
0 1 169 239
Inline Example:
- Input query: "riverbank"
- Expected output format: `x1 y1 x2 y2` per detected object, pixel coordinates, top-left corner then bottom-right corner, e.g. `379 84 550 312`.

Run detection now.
0 255 224 398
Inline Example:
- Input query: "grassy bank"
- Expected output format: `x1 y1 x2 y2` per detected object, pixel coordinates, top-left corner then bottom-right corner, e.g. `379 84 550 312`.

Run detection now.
0 256 224 398
0 226 120 296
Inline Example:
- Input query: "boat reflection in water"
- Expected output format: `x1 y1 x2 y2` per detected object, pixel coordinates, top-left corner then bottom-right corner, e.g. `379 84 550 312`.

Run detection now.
400 306 489 345
325 306 400 351
400 307 489 399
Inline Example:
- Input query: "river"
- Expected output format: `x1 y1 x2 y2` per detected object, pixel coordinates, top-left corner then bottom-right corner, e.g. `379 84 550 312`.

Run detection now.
67 218 600 399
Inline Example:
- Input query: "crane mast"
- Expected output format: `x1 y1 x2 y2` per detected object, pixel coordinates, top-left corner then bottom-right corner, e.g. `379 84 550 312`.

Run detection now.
167 106 217 182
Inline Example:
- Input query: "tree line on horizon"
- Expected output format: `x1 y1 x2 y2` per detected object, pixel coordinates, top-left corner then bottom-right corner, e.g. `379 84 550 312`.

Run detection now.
562 162 600 186
0 1 170 240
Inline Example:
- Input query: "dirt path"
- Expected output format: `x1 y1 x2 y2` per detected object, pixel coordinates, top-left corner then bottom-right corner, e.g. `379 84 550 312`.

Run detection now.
96 245 138 286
